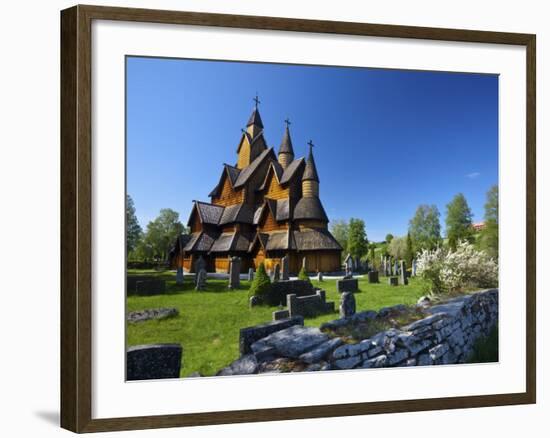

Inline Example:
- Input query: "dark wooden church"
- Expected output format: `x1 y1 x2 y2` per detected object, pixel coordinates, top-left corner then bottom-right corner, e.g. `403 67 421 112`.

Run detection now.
170 99 342 274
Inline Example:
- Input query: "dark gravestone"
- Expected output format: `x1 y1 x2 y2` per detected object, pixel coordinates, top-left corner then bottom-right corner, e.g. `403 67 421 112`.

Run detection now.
339 291 356 318
248 268 254 282
135 279 166 296
228 257 241 289
127 275 155 294
195 255 206 273
176 267 184 285
195 269 207 291
336 278 358 293
281 256 290 280
388 277 398 286
126 344 182 381
287 290 335 318
239 316 304 355
368 271 379 284
400 260 408 285
273 263 281 282
268 279 316 306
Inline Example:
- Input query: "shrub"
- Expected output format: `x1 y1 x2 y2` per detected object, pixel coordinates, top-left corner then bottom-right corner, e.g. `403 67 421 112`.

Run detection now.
297 266 311 283
248 262 271 302
417 241 498 295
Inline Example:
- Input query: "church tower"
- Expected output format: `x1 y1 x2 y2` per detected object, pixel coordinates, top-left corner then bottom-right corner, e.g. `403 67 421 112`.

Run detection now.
302 141 320 197
237 95 266 169
278 119 295 169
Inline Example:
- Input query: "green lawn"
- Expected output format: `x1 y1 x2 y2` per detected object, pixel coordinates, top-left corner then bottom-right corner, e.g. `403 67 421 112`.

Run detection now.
126 270 427 377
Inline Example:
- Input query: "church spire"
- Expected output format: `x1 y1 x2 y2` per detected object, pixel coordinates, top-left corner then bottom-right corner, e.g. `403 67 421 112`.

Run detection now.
302 140 320 197
246 93 264 137
278 118 295 169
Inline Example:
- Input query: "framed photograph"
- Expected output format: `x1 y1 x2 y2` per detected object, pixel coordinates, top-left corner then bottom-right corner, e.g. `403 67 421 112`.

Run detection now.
60 4 536 433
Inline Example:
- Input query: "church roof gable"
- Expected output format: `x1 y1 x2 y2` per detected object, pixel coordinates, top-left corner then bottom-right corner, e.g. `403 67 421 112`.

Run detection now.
293 196 329 222
234 147 275 188
280 157 304 185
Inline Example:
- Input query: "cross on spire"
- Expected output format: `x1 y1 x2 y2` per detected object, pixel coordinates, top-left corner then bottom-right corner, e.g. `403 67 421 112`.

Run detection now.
284 117 291 128
307 140 315 150
253 93 261 108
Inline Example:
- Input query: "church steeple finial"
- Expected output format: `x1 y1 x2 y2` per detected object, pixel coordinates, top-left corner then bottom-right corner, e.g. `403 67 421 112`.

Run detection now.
278 117 295 169
246 93 264 135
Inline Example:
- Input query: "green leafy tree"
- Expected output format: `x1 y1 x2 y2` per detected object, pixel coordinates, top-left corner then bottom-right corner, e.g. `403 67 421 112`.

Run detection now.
330 219 349 255
388 236 407 260
480 185 499 260
142 208 185 261
298 266 311 283
347 218 369 259
248 262 271 301
446 193 474 251
385 233 394 243
409 204 442 250
404 232 414 266
368 243 377 268
126 194 142 255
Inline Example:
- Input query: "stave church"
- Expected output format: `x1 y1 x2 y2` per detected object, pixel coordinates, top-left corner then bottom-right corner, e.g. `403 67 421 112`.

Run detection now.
170 98 342 274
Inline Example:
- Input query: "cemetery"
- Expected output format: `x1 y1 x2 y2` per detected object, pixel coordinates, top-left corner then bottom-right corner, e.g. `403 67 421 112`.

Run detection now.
126 256 498 378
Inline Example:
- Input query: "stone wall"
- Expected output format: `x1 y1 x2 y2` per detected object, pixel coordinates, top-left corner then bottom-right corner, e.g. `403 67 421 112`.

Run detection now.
219 289 498 375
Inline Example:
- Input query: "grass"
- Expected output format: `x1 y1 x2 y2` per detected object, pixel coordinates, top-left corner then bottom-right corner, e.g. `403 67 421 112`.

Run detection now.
126 270 427 377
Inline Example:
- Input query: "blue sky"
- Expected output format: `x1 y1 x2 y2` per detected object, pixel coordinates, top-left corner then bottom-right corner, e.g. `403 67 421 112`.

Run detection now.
126 57 498 242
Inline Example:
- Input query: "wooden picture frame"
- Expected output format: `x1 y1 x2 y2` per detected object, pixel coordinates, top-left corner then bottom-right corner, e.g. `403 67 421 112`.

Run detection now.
60 4 536 433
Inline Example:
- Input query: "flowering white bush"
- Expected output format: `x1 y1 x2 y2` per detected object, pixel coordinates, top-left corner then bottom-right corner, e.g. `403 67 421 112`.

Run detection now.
416 241 498 295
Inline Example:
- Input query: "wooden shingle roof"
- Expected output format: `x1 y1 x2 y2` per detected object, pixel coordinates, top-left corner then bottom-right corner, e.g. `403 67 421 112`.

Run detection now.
218 203 255 225
293 228 342 251
234 148 275 188
246 107 264 128
293 196 329 222
279 125 294 156
191 201 225 225
302 144 320 182
280 157 304 185
183 231 218 252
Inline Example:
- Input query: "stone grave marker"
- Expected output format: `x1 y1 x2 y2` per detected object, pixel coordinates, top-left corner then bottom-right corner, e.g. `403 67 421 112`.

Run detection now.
176 267 184 285
248 267 254 282
273 263 281 282
368 270 379 283
126 344 182 381
281 255 290 280
400 260 408 285
195 255 206 273
339 291 356 318
388 276 398 286
412 259 417 277
228 257 241 289
317 271 323 282
195 269 207 291
337 277 358 293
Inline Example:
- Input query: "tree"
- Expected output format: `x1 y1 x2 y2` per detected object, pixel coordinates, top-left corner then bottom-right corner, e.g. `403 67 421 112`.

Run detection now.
330 220 349 255
479 185 499 260
298 266 311 283
385 233 394 243
367 243 377 268
404 232 414 266
446 193 474 251
248 262 271 301
142 208 185 260
388 236 407 260
409 204 442 251
126 194 142 255
347 218 369 259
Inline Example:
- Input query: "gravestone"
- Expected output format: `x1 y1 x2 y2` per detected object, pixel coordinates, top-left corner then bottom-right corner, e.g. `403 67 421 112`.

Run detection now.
195 269 207 291
412 259 417 277
281 256 290 280
228 257 241 289
368 270 379 284
126 344 182 381
248 267 254 282
344 253 353 272
317 271 323 282
388 276 398 286
195 255 206 273
286 290 334 318
339 291 356 318
400 260 408 285
302 257 307 271
355 257 362 272
394 261 398 276
273 263 281 282
135 279 166 296
365 259 369 273
386 258 391 277
336 278 358 293
176 267 184 285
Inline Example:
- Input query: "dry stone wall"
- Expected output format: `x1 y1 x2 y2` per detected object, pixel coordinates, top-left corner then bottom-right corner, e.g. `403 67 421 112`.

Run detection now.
219 289 498 375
